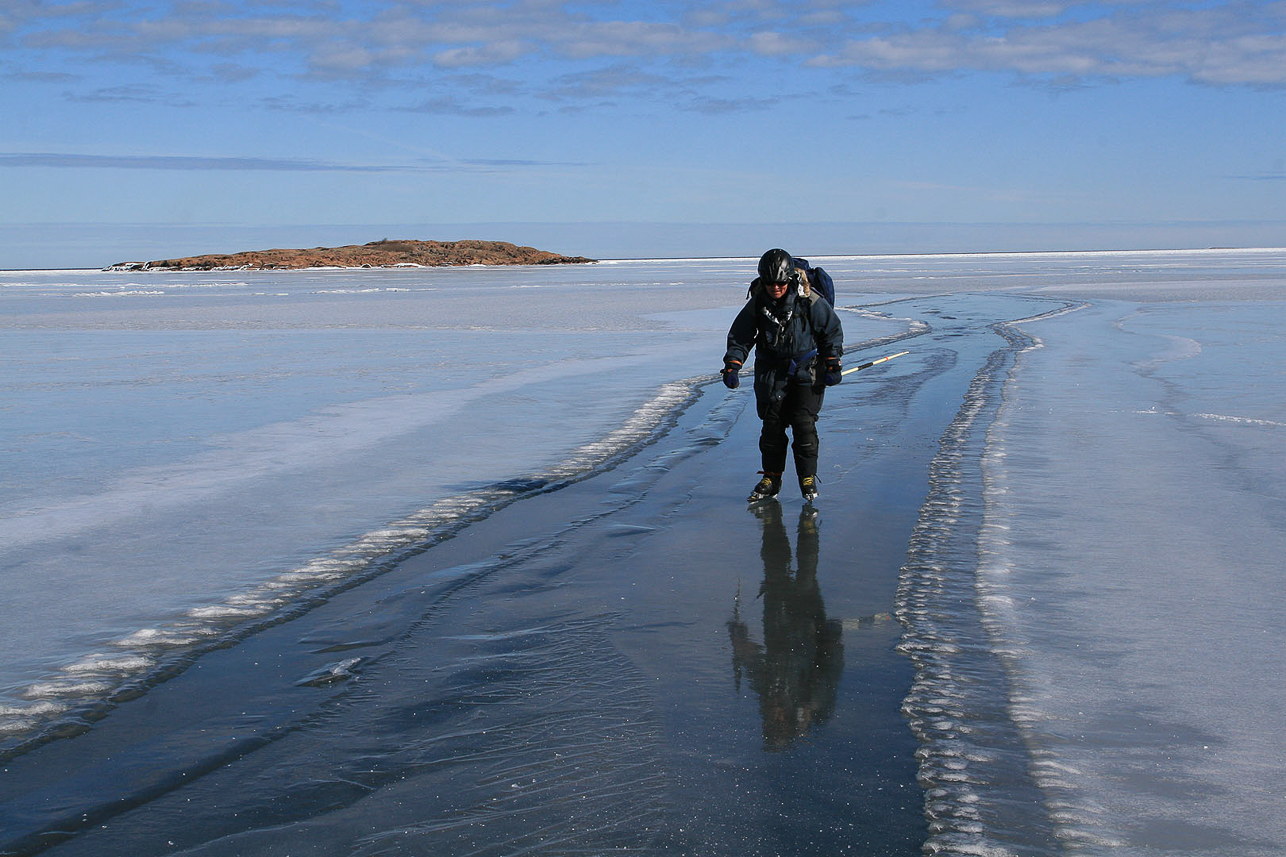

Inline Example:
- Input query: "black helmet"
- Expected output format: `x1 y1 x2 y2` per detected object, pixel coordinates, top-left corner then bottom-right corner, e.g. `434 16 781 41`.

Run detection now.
758 248 794 285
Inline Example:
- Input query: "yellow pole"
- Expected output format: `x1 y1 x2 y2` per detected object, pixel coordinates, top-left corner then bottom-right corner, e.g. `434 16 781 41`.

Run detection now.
840 350 910 376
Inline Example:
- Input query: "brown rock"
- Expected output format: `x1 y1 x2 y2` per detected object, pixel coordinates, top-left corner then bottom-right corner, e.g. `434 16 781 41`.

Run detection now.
107 239 596 271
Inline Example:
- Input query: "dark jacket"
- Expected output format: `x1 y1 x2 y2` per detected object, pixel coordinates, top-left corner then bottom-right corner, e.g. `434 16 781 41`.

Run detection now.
724 276 844 403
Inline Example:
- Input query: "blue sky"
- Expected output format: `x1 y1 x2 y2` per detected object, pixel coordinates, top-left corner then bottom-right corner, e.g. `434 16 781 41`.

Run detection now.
1 0 1283 267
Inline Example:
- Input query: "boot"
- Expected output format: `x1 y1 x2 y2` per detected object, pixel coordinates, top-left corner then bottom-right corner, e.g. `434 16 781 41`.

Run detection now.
799 474 819 502
748 472 782 502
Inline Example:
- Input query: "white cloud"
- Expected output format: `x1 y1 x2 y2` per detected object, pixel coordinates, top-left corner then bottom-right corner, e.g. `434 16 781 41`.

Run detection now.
544 64 673 100
555 20 732 60
6 0 1285 97
942 0 1075 18
433 40 530 69
394 96 515 116
813 3 1286 85
747 30 812 56
681 94 778 112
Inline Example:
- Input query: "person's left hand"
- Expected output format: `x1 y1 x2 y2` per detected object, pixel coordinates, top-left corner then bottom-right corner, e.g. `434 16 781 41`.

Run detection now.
824 357 842 386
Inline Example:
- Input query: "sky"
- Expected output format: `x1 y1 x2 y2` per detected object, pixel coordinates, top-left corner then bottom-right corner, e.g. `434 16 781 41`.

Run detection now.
1 0 1284 267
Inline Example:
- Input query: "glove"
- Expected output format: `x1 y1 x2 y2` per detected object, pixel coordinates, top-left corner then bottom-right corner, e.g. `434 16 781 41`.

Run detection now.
722 360 742 389
823 357 842 386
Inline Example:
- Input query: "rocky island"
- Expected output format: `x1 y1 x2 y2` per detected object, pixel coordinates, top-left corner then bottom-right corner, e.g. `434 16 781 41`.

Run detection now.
106 239 596 271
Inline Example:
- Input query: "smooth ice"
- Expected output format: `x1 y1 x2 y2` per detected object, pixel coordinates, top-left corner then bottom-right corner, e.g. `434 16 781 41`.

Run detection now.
0 263 729 716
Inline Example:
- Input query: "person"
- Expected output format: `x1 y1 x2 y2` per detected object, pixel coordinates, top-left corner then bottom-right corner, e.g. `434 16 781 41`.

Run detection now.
722 249 844 502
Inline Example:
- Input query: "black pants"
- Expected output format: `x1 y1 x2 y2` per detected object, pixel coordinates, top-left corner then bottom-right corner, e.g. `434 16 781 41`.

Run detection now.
757 382 824 478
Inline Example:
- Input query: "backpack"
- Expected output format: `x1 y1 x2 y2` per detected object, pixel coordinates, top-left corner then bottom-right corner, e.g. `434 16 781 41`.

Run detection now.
791 257 835 305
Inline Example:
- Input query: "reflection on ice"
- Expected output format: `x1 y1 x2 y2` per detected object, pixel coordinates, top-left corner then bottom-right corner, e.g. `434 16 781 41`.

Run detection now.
729 502 843 750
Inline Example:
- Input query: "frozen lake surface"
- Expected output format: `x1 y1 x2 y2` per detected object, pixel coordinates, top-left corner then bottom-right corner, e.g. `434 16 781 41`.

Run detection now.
2 249 1284 855
0 260 793 732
